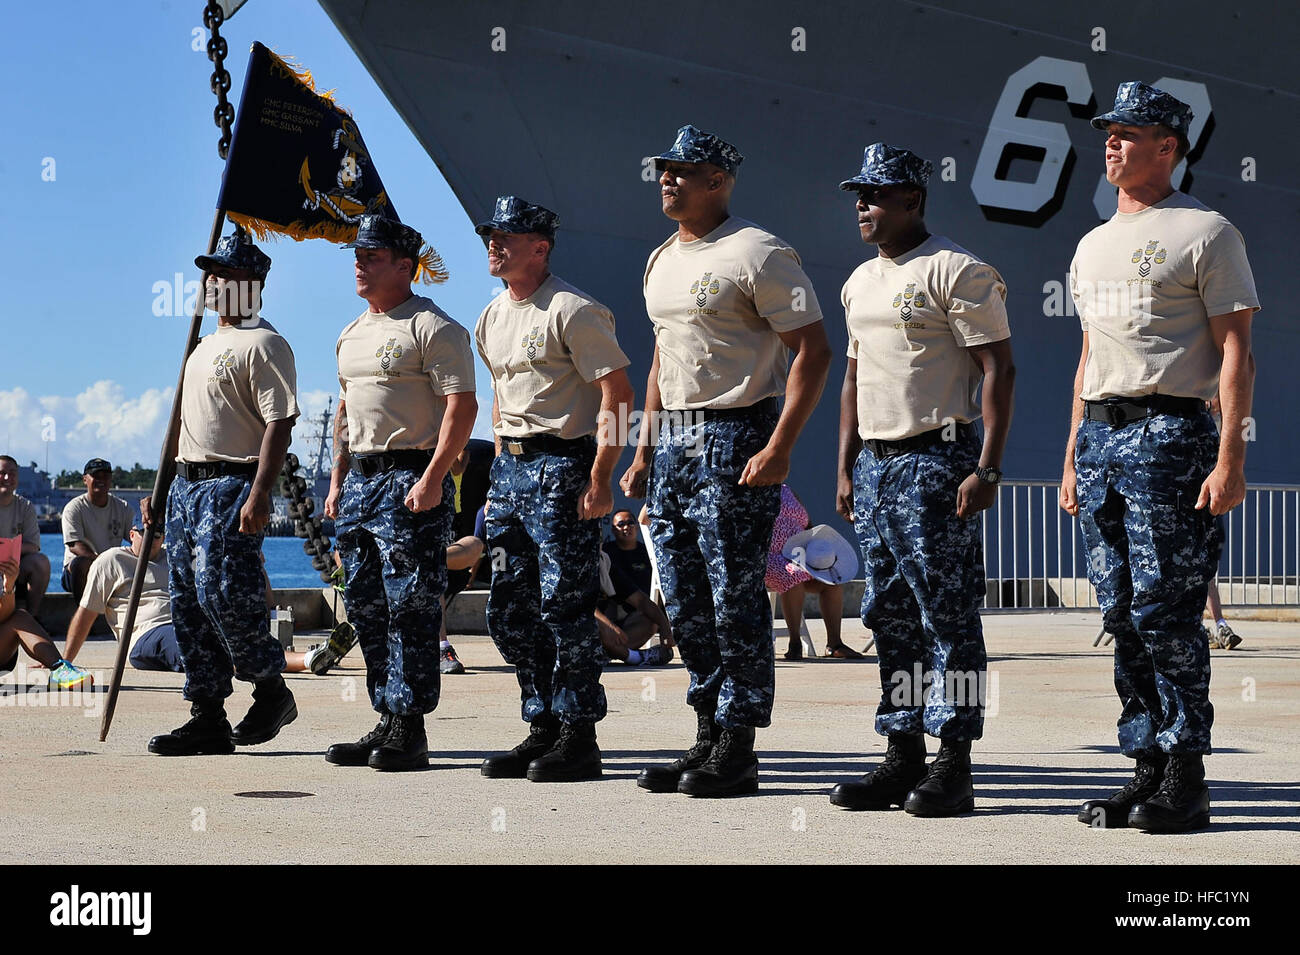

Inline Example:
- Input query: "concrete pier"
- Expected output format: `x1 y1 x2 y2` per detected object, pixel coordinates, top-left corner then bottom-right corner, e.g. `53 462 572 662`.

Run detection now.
2 613 1295 864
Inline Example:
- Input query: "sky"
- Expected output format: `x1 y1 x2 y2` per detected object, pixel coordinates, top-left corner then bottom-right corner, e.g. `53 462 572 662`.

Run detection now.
0 0 504 479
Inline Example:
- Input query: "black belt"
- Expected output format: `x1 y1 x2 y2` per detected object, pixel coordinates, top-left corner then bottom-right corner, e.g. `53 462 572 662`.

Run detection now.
666 396 780 424
1084 395 1205 427
865 422 972 459
350 448 434 478
176 460 258 481
504 434 594 457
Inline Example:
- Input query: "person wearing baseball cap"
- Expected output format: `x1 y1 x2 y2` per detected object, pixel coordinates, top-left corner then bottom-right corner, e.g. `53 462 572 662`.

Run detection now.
473 196 634 783
832 143 1015 818
323 214 477 771
623 125 831 798
1062 82 1259 833
145 224 301 757
60 457 132 604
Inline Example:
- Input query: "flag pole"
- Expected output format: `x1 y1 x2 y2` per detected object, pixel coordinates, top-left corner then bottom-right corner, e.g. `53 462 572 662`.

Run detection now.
99 206 227 741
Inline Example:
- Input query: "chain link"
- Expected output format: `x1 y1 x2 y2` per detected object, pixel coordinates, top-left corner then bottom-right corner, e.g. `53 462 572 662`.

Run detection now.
203 1 234 159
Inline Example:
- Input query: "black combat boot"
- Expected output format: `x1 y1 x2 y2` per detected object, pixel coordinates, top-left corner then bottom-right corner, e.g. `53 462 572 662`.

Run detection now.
230 675 298 746
637 708 719 793
1077 752 1166 828
1128 754 1210 833
903 739 975 816
368 713 428 771
481 714 561 778
148 699 235 756
526 721 602 782
678 726 758 797
325 713 393 766
829 733 928 810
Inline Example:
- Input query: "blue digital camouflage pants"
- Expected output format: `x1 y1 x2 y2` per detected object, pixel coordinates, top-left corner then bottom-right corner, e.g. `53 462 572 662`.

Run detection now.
336 468 453 716
485 440 605 725
648 411 780 729
852 428 986 741
165 474 285 702
1075 412 1223 755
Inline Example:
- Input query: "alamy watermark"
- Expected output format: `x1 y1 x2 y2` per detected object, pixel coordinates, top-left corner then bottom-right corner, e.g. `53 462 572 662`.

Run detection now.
49 885 151 935
596 407 717 456
1041 277 1166 320
886 664 999 716
1 660 104 717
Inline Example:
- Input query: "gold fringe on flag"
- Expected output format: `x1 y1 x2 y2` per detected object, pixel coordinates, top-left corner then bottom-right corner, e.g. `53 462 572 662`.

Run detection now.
224 45 449 284
415 244 450 285
263 47 345 113
226 212 358 245
231 213 450 284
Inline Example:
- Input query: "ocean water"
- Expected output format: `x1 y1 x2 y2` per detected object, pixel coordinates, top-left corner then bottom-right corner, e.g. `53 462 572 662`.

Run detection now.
39 533 328 591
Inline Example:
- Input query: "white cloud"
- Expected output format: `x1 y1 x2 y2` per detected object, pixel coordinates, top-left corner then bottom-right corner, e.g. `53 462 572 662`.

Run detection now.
2 379 501 474
298 389 336 420
0 382 172 474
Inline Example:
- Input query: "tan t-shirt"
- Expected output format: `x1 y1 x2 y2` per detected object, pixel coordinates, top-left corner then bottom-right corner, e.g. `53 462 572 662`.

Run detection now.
61 493 133 553
643 216 823 410
476 275 630 439
843 236 1011 441
0 494 39 553
178 317 300 463
80 546 171 647
1071 191 1260 401
337 295 476 455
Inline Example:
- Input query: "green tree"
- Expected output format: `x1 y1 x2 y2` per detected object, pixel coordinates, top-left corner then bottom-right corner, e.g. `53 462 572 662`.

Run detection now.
55 463 156 488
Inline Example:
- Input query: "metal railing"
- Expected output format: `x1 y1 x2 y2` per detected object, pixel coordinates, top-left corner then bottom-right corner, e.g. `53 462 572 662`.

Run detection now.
981 481 1300 611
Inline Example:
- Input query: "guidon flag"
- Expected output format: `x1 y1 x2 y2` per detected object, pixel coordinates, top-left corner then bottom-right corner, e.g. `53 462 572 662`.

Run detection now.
218 41 446 283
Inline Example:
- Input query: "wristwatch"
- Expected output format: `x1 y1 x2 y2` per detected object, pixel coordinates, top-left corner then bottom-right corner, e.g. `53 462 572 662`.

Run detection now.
975 465 1002 486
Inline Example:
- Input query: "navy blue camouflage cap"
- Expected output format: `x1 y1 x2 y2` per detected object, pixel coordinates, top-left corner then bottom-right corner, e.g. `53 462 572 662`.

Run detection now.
474 196 560 239
344 214 424 261
1091 81 1193 134
839 143 934 191
345 214 448 284
653 125 743 174
195 226 271 278
82 457 111 475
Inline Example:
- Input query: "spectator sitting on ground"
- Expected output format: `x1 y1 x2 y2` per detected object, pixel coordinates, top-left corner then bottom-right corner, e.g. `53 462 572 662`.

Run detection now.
604 508 652 594
60 458 132 605
768 483 860 660
63 524 341 675
781 523 860 659
597 549 674 666
1 557 92 689
0 454 51 618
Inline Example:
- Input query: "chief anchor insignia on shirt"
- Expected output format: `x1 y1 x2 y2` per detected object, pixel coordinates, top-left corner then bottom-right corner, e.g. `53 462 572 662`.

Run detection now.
689 272 719 313
375 338 403 374
209 349 236 380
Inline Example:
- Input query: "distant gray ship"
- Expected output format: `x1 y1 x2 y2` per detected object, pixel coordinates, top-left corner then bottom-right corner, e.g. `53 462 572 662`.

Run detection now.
317 0 1297 526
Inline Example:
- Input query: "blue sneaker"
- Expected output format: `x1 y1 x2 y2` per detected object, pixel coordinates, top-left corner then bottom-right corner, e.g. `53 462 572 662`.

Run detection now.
49 661 93 690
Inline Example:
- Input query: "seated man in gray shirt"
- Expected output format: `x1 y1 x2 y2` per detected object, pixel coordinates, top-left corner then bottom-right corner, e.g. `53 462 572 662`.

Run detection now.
60 458 132 604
